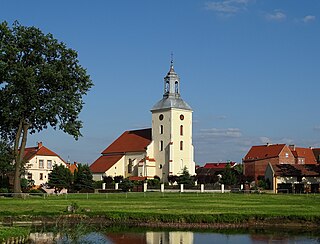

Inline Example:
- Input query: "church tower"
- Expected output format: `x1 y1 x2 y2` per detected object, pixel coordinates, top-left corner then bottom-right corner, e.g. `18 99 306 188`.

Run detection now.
151 61 195 181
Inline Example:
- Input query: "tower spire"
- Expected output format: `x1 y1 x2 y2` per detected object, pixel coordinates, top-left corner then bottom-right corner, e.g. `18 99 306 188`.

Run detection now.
170 51 174 67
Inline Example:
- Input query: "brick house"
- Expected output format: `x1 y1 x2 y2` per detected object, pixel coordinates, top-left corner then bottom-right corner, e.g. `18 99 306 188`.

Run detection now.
243 144 317 183
243 144 295 182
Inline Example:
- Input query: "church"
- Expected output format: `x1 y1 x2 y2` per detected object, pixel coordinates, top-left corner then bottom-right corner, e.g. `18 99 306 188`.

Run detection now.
90 62 195 182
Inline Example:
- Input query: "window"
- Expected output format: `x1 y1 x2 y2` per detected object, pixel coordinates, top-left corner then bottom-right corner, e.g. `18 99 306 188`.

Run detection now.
180 125 183 136
160 140 163 151
40 173 43 180
180 114 184 120
47 160 52 169
160 125 163 134
165 81 169 93
285 153 289 158
27 173 32 180
39 160 44 168
180 141 183 150
175 81 179 93
159 114 164 121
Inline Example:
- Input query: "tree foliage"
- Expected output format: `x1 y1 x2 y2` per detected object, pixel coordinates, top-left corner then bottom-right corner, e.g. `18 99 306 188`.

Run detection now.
73 164 93 191
48 164 73 193
220 163 237 187
177 167 194 187
0 21 93 193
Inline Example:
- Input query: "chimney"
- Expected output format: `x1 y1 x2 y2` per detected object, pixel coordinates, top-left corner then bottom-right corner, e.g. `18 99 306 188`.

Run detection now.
37 142 43 149
289 144 295 151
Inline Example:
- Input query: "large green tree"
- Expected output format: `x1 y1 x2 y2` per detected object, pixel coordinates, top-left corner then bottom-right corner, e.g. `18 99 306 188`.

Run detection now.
0 139 14 188
73 164 93 191
48 164 73 193
0 21 93 193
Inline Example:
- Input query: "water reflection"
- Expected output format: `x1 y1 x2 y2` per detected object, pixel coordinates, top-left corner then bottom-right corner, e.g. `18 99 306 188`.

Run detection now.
27 230 320 244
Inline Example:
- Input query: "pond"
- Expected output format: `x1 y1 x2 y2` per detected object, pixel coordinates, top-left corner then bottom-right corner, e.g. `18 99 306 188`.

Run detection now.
2 226 320 243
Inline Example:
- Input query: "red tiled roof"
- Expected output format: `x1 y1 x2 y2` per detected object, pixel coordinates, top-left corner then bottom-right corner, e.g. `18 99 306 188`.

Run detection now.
67 163 78 173
102 128 152 154
203 162 236 169
129 176 147 181
243 144 286 161
23 143 65 163
273 164 320 177
312 148 320 162
90 155 123 173
291 147 317 164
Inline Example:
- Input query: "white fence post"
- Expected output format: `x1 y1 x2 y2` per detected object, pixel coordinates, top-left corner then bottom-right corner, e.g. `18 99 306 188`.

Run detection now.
180 184 184 193
200 184 204 193
102 183 106 190
160 183 164 193
115 183 119 190
221 184 225 193
143 182 147 192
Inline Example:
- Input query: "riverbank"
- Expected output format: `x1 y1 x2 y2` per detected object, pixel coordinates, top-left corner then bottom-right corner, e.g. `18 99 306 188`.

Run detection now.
1 192 320 228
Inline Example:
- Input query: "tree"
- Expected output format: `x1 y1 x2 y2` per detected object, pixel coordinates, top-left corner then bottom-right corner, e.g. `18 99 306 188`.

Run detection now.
0 21 93 193
220 163 237 187
48 164 73 193
177 167 194 187
119 178 134 192
73 164 93 191
0 140 14 188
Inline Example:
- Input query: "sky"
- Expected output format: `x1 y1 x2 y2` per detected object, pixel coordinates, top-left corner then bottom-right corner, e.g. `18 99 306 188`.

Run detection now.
1 0 320 165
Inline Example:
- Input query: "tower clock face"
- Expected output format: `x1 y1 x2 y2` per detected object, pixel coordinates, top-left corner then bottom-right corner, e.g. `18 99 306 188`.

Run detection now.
180 114 184 120
159 114 164 120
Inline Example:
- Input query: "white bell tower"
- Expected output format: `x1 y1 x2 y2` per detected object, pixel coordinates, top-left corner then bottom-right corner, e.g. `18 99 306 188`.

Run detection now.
151 60 195 181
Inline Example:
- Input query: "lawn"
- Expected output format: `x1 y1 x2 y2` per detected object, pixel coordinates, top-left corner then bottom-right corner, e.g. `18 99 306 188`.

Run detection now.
0 192 320 224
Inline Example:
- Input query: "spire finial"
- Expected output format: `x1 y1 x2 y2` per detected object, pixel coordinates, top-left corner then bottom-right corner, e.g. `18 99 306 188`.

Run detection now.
170 51 174 67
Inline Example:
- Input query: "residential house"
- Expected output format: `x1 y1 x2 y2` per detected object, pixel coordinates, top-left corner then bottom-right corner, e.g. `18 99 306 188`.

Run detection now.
243 144 295 182
265 163 320 193
23 142 67 186
289 145 317 164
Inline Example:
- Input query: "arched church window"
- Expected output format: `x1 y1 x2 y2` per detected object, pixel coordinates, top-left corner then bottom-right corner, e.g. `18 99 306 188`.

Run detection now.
175 81 179 93
180 125 183 136
180 141 183 150
160 125 163 134
165 81 170 93
160 140 163 151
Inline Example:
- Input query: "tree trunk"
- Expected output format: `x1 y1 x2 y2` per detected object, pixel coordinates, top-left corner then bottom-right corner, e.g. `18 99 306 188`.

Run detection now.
13 121 29 194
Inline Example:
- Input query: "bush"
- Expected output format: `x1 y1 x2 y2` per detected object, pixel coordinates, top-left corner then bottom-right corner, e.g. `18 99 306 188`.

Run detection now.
0 187 8 193
93 181 103 189
119 178 134 192
28 189 43 194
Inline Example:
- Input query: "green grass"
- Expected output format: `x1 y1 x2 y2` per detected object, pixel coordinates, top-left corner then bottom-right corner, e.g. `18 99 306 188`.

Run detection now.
0 192 320 224
0 227 30 242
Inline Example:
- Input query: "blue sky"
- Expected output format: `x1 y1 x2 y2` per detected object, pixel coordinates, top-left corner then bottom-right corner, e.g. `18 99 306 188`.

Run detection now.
1 0 319 165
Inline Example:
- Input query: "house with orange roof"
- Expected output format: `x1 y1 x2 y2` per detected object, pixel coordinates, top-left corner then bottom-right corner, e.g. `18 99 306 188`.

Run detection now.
312 148 320 163
243 144 295 182
243 144 317 183
23 142 67 186
90 63 196 182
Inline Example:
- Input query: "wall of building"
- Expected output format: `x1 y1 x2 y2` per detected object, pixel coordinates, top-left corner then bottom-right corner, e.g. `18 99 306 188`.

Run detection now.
26 156 65 186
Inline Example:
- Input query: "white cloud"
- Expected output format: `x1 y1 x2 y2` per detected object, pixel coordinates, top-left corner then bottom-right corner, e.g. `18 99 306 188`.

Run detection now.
314 125 320 131
259 136 271 144
303 15 316 23
197 128 242 138
265 10 286 21
205 0 251 16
